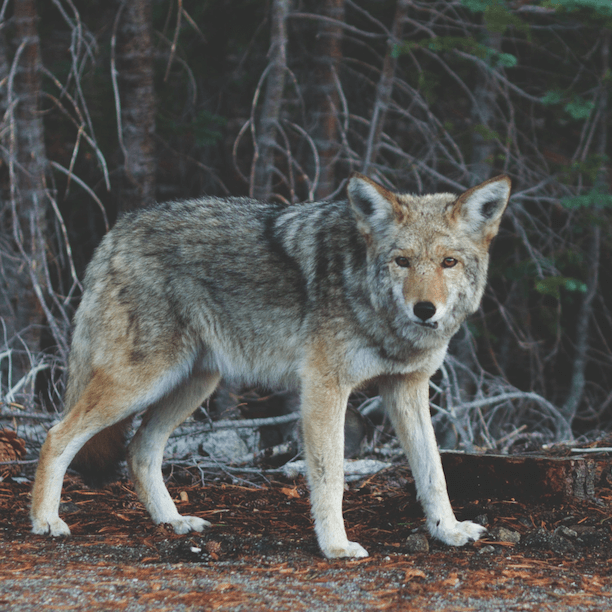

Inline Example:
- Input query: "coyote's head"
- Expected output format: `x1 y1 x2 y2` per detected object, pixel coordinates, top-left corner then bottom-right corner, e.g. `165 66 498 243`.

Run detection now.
348 173 511 342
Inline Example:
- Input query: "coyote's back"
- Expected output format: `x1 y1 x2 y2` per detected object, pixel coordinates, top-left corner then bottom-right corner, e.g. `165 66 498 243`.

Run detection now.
32 173 511 559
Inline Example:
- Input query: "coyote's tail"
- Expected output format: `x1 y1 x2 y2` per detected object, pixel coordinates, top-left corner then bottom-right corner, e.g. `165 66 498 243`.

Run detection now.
71 419 131 487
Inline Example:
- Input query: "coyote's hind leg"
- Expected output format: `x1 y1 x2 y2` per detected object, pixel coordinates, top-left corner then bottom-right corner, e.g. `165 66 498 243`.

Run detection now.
31 369 149 536
127 370 221 534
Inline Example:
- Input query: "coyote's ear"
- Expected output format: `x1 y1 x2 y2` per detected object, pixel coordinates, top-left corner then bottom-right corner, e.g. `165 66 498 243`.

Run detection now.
348 173 405 236
452 175 511 244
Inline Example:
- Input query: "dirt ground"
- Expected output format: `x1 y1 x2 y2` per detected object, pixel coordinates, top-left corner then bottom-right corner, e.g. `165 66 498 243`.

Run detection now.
1 464 612 611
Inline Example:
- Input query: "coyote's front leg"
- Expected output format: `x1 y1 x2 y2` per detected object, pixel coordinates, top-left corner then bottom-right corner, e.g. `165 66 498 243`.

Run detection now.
300 371 368 559
380 373 486 546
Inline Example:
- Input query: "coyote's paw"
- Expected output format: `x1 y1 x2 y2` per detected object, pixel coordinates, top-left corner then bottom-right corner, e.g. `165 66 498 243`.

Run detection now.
169 515 211 535
431 520 486 547
31 516 71 537
322 540 369 559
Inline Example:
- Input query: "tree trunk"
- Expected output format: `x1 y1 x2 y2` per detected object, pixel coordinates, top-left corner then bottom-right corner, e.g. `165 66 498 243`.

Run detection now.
560 31 609 425
470 30 501 185
313 0 344 199
449 22 503 406
251 0 289 201
361 0 409 176
115 0 156 211
0 0 49 383
441 451 609 503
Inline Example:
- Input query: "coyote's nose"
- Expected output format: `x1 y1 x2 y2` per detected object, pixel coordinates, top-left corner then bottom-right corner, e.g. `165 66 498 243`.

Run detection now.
414 301 436 321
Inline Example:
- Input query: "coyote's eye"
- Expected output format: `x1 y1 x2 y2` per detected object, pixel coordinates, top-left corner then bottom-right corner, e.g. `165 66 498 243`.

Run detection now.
442 257 458 268
395 256 410 268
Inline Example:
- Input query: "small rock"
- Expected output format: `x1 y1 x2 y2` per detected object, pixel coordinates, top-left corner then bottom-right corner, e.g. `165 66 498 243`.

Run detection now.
405 533 429 553
478 545 496 554
58 501 79 514
555 526 578 539
474 514 489 527
523 527 573 553
491 526 521 544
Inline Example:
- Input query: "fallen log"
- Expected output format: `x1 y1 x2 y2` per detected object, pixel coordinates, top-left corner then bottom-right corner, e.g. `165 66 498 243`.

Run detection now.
440 451 612 503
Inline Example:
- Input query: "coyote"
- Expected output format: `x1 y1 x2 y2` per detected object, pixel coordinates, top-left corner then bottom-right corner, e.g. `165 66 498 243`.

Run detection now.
31 173 510 558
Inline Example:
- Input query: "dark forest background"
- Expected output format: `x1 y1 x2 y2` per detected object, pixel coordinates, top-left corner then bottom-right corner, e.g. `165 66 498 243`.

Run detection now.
1 0 612 452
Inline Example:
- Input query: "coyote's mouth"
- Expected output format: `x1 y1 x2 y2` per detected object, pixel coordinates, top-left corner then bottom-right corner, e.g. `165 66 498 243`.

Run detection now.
416 320 438 330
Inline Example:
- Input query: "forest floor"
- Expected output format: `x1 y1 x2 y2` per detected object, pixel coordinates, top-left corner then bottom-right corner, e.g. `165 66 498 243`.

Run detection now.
1 464 611 611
